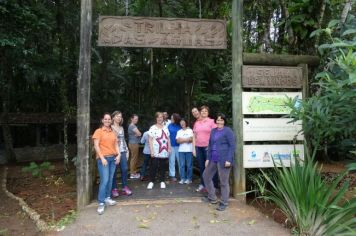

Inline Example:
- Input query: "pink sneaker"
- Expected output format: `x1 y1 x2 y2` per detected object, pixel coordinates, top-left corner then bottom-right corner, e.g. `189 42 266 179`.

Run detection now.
112 188 119 198
122 186 132 196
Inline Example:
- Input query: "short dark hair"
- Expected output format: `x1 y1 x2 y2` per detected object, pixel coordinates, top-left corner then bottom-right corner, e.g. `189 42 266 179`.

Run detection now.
180 118 188 127
171 113 181 124
215 113 227 123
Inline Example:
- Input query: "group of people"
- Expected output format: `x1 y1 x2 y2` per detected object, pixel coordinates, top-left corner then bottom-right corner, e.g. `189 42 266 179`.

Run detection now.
92 106 236 215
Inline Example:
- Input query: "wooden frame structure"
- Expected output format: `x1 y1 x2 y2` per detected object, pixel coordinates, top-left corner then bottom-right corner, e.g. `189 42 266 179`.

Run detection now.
76 0 319 208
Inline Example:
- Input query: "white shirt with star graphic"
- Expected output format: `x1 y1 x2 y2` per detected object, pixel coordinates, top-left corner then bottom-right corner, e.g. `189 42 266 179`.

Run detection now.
148 125 170 158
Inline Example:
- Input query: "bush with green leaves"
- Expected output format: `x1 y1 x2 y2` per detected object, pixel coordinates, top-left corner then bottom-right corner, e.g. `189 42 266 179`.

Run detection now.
22 161 55 178
257 149 356 235
288 14 356 161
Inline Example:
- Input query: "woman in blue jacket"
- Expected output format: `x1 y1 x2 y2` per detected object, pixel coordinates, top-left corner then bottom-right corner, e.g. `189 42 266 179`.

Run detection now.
202 113 236 211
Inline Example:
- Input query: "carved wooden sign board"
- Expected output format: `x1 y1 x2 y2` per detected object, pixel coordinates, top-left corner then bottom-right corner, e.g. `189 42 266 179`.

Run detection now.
98 16 227 49
242 65 303 88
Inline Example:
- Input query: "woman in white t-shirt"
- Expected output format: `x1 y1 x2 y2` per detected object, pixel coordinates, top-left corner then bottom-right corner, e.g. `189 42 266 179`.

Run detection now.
147 112 171 190
176 118 196 184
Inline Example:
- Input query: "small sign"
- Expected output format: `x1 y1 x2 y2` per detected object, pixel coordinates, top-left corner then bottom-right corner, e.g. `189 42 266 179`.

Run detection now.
242 66 303 88
243 118 303 141
98 16 227 49
243 144 304 168
242 92 302 114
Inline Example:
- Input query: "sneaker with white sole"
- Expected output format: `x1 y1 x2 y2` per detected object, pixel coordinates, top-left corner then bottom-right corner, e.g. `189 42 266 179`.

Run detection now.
196 184 204 192
147 182 154 189
184 180 192 184
178 180 184 184
97 203 105 215
160 182 166 189
104 197 117 206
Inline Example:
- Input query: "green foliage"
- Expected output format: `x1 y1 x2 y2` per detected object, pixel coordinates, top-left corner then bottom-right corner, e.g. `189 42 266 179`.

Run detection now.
22 162 54 178
49 210 77 229
258 151 356 235
288 14 356 160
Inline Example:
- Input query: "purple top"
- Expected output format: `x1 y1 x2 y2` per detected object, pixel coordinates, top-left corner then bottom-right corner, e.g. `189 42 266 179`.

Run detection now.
211 128 224 163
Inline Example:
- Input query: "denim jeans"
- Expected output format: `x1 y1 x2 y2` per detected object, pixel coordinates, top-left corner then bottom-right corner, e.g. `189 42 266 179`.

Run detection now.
178 152 193 181
169 146 180 178
140 153 151 177
97 156 116 203
112 152 128 189
196 146 219 187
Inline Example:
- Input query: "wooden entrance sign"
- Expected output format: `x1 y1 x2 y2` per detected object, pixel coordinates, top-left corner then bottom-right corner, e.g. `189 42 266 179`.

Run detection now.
242 65 303 88
98 16 227 49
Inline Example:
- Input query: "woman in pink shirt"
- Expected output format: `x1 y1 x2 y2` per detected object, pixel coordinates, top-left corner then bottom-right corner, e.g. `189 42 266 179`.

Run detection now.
193 105 217 192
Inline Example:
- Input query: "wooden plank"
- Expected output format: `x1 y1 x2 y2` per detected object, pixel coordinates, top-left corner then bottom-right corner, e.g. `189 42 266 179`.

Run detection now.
243 53 319 66
231 0 245 199
242 65 302 88
77 0 92 209
243 118 303 141
243 144 304 168
98 16 227 49
242 92 302 114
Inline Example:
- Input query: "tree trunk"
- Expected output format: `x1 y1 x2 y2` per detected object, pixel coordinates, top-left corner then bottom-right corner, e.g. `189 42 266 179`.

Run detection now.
280 0 294 45
341 0 352 23
77 0 92 209
314 0 327 50
1 55 16 163
232 0 245 199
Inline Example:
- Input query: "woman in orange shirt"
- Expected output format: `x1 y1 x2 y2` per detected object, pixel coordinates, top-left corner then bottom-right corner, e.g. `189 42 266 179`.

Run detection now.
92 113 121 215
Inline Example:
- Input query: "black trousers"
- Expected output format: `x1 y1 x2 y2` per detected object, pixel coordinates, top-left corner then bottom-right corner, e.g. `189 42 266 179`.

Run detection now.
149 157 168 183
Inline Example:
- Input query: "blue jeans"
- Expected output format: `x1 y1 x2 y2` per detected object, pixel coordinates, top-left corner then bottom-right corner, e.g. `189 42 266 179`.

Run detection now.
97 156 116 203
112 152 128 189
140 153 151 177
196 147 219 187
169 146 180 177
179 152 193 181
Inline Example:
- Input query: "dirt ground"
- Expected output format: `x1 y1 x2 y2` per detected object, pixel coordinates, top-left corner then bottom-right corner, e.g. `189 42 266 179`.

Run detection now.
0 167 40 236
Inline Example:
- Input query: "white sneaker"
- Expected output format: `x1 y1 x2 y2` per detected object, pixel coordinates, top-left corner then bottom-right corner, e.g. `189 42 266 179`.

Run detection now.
104 197 117 206
97 203 105 215
184 180 192 184
196 184 204 192
147 182 154 189
178 180 184 184
160 182 166 189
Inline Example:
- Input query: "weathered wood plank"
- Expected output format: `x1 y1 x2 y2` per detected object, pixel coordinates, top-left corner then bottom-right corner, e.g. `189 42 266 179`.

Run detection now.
98 16 227 49
77 0 92 209
232 0 245 199
242 65 303 88
243 53 319 66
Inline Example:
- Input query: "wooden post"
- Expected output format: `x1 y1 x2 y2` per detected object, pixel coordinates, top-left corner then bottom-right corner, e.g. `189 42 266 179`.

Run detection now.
299 63 309 98
77 0 92 209
232 0 245 199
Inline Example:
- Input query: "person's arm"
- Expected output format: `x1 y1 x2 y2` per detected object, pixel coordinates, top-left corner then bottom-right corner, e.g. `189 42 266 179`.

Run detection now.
192 132 196 157
140 132 146 144
115 140 121 164
133 126 142 137
149 135 154 158
93 138 107 166
224 128 236 167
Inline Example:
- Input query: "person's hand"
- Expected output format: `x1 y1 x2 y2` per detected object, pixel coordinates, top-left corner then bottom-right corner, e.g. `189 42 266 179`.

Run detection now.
192 150 196 157
101 158 108 166
225 161 231 168
115 154 121 164
205 160 209 168
126 150 129 160
168 148 171 155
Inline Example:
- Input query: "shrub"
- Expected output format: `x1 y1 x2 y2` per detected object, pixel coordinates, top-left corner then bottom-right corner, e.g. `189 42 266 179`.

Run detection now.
22 161 55 178
257 149 356 235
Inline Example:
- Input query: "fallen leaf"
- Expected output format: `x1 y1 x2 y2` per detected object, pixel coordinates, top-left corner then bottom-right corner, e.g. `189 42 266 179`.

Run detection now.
154 205 161 208
138 223 149 229
141 219 150 223
248 220 256 225
146 205 150 208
